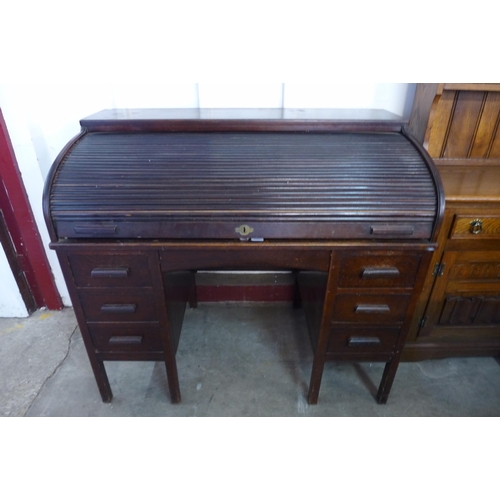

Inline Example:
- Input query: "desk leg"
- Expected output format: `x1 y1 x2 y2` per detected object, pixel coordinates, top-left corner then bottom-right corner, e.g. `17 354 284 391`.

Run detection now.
92 360 113 403
307 356 326 404
82 350 113 403
189 271 198 308
76 323 113 402
292 270 302 309
306 254 338 405
375 353 402 404
164 349 181 404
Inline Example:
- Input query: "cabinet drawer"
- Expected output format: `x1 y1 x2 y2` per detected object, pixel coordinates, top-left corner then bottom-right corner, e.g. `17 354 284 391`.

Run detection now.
87 322 163 352
68 253 153 288
327 327 400 354
332 293 411 324
451 216 500 239
338 254 421 289
78 290 158 322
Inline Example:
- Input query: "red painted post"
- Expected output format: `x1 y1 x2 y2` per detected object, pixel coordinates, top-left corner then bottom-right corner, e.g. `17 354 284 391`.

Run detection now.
0 108 63 310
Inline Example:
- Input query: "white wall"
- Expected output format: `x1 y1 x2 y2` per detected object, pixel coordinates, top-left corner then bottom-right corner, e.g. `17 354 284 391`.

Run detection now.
0 83 416 313
0 244 28 317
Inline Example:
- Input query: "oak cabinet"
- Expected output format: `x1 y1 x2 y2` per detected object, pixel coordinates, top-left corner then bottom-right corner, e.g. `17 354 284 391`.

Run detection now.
405 83 500 360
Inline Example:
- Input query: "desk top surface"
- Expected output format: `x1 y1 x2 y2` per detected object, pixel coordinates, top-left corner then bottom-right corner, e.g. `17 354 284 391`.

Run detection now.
80 108 406 133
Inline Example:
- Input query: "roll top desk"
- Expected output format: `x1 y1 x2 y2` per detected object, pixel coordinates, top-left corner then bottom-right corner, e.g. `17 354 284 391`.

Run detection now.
43 109 444 404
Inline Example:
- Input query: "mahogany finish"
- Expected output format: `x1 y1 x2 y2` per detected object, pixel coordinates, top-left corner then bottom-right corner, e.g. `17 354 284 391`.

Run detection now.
406 84 500 360
44 109 443 404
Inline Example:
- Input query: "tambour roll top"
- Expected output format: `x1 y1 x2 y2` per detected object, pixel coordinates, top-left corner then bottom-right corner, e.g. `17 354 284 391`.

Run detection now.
43 109 444 242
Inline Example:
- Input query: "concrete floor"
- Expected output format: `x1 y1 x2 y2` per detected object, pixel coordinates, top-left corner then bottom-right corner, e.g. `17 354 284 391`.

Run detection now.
1 304 500 417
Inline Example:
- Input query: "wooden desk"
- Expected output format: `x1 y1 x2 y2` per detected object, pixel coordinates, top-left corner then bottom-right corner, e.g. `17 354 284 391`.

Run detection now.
44 109 444 404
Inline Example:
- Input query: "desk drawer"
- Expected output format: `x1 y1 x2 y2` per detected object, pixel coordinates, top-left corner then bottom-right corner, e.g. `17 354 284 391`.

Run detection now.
68 253 153 288
451 216 500 239
338 254 421 289
78 289 158 322
332 293 411 324
327 327 400 354
88 322 163 352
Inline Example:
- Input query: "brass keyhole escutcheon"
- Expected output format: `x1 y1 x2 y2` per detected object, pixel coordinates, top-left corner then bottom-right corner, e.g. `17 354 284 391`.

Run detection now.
235 224 254 236
470 219 483 234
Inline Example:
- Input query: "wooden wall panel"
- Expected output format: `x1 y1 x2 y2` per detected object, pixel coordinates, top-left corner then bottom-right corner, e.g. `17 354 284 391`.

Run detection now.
470 92 500 158
489 122 500 158
427 90 456 157
426 88 500 160
443 91 484 158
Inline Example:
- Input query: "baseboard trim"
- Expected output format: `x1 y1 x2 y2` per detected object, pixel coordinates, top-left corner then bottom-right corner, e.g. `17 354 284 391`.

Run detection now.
402 342 500 361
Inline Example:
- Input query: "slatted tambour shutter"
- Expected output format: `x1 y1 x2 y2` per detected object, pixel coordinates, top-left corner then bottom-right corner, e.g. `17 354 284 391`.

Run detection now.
49 132 438 240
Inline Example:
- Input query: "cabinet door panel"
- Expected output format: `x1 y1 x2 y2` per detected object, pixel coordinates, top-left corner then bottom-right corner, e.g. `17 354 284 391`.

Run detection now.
421 250 500 336
439 295 500 326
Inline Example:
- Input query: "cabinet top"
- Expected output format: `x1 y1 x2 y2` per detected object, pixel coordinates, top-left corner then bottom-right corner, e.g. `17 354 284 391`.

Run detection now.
80 108 406 133
438 165 500 203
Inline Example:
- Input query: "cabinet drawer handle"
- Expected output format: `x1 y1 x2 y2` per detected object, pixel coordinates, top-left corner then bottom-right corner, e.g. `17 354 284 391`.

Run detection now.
100 304 137 314
348 336 382 346
355 304 391 314
470 219 483 234
361 267 400 279
91 267 130 279
109 336 143 346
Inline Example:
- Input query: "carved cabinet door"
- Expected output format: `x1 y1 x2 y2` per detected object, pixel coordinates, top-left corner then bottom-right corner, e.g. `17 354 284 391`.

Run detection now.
421 250 500 338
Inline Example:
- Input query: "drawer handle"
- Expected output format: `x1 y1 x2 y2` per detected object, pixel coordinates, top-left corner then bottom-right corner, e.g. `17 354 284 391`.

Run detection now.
370 225 414 236
355 304 391 314
74 224 117 236
100 304 137 314
361 267 400 279
91 267 130 279
470 219 483 234
348 336 382 347
109 336 143 346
